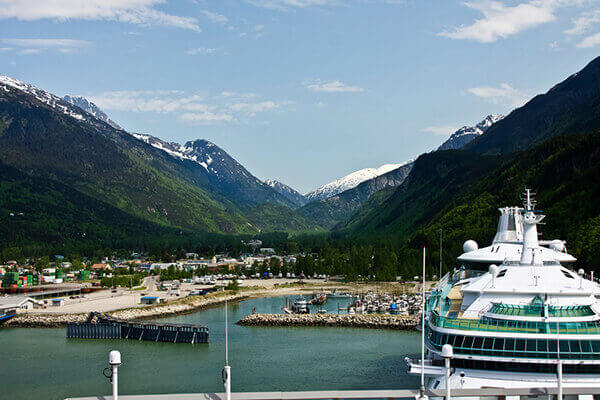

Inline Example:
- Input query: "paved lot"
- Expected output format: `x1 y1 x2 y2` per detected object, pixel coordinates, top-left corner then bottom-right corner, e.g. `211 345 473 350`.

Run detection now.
25 277 331 314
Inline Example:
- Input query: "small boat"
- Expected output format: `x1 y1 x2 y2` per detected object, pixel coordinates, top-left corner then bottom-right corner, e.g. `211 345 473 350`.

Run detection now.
291 298 309 314
309 293 327 305
0 312 15 324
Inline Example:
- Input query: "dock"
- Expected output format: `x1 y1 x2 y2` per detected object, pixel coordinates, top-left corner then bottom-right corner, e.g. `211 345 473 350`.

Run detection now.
66 312 209 344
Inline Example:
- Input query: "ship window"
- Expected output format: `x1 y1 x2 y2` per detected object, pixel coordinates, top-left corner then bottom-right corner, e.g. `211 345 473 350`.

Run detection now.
497 269 507 278
493 338 504 350
561 269 576 279
526 339 536 352
473 337 484 349
537 339 548 353
581 340 592 353
454 335 465 348
548 341 557 353
569 340 582 353
515 339 526 352
592 341 600 352
559 340 570 354
462 336 474 349
504 338 515 351
433 380 440 389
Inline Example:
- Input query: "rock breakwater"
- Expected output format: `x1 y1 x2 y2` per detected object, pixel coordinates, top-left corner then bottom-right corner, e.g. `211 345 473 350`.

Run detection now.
236 313 418 330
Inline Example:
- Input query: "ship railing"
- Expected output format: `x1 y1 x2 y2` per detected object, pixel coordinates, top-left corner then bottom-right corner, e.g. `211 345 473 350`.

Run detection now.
430 310 600 335
64 386 600 400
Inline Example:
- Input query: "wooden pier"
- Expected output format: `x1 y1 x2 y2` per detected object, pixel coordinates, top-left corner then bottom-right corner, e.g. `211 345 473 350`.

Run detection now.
66 312 209 344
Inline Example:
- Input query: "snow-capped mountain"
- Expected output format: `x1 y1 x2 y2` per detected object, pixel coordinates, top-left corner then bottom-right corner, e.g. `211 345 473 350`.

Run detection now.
304 163 410 202
130 133 294 208
437 114 504 151
0 75 297 234
264 179 307 207
0 76 90 123
63 95 121 129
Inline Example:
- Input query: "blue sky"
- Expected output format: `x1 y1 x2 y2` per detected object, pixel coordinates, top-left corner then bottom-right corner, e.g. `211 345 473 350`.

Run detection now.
1 0 600 193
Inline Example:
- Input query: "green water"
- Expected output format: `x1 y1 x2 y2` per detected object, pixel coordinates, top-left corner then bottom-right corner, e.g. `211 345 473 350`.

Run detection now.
0 296 420 400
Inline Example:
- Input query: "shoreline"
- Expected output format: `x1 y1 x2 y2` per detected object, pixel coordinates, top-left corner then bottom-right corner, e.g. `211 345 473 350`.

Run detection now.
2 286 306 328
2 282 425 328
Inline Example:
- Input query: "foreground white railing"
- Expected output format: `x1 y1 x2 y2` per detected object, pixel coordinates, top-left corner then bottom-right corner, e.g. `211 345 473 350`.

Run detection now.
65 386 600 400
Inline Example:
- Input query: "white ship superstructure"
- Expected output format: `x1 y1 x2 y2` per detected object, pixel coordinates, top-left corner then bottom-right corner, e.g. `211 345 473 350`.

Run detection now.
408 190 600 399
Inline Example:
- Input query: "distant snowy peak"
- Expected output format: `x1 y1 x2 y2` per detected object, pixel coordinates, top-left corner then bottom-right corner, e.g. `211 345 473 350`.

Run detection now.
305 162 411 202
63 95 121 129
264 179 307 207
129 134 217 173
0 75 88 122
437 114 504 151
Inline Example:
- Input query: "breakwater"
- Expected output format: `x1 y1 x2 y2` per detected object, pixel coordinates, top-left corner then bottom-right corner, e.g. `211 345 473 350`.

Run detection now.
236 313 418 330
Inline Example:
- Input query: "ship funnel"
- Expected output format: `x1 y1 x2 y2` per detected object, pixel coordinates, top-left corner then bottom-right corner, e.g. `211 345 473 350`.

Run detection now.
493 207 523 243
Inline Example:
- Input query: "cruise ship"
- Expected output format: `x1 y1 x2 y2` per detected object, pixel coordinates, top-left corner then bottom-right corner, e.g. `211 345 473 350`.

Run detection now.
408 190 600 399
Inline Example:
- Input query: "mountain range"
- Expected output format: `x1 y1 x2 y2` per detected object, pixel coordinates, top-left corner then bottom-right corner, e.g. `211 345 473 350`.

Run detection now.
0 75 317 245
340 56 600 270
2 55 600 259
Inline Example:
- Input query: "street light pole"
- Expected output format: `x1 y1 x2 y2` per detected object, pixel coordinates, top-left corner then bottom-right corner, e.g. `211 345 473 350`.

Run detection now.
417 246 428 400
439 229 442 279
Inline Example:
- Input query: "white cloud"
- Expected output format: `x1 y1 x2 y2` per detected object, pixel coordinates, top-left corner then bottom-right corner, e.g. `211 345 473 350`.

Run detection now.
242 0 334 10
180 111 232 124
577 31 600 47
242 0 401 10
305 80 364 93
90 89 287 124
1 38 91 54
221 91 257 98
229 101 283 116
90 90 206 113
19 48 40 54
468 83 530 107
0 0 201 31
565 9 600 35
422 125 459 136
185 47 217 55
439 0 558 43
200 10 228 24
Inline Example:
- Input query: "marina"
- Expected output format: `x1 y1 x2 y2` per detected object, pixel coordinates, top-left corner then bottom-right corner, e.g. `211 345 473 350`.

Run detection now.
0 296 421 400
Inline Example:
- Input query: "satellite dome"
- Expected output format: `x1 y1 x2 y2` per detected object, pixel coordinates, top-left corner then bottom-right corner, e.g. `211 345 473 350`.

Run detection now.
549 240 565 252
489 264 499 276
463 240 478 253
442 344 454 358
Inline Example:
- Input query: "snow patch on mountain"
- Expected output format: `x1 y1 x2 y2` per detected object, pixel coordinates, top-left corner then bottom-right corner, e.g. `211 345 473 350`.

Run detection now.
264 179 307 207
63 95 121 129
437 114 503 151
0 76 88 122
305 162 411 202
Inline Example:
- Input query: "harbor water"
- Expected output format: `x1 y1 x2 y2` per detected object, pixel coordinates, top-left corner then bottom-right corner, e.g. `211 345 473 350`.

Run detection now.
0 296 420 400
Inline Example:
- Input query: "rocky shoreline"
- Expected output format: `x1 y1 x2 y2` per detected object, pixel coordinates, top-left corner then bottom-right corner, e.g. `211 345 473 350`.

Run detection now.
236 313 419 330
3 291 256 328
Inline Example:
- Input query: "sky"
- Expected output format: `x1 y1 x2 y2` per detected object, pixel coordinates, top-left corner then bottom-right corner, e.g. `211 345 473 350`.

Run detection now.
1 0 600 193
